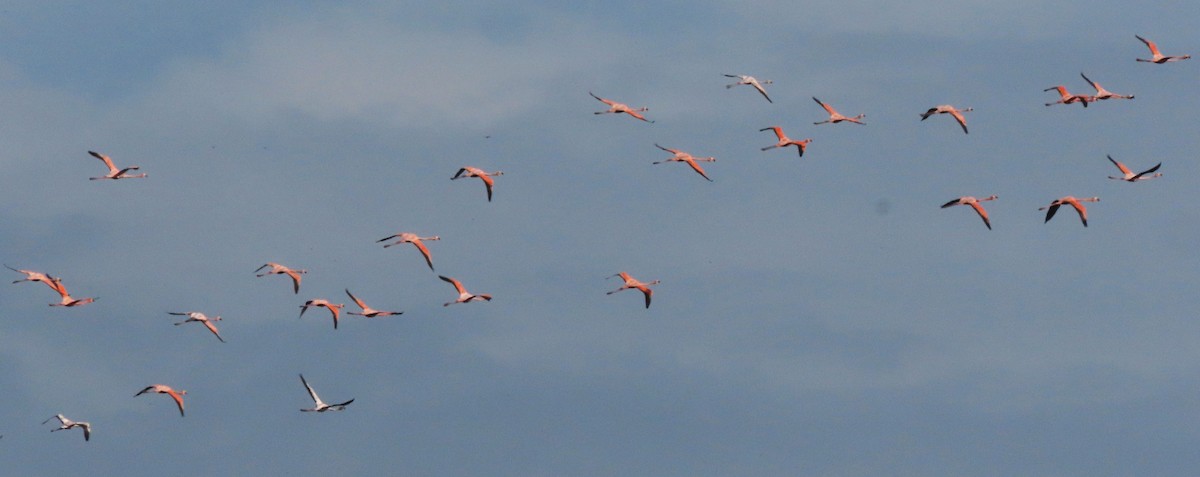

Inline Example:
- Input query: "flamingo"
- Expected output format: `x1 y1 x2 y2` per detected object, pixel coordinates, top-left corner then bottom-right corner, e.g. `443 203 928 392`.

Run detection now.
1040 196 1099 227
1044 85 1091 108
345 289 403 318
589 92 653 123
653 143 716 182
168 312 225 343
48 278 96 307
1135 35 1191 63
920 105 973 134
439 275 491 306
606 272 659 309
940 195 998 230
1080 73 1134 101
299 374 353 412
451 167 503 202
758 127 812 157
5 264 61 292
724 74 773 103
812 97 865 125
299 299 344 329
43 414 90 441
87 151 146 180
135 384 187 417
254 262 306 294
1106 155 1161 182
377 233 440 270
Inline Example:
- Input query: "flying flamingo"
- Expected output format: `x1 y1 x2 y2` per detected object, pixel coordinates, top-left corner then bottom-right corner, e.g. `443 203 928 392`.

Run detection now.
300 299 344 329
451 167 503 202
653 143 716 182
724 74 773 103
1106 155 1161 182
168 312 225 343
589 92 653 123
940 195 998 230
135 384 187 417
758 127 812 157
254 262 306 294
920 105 973 134
1135 35 1191 63
5 264 61 292
299 374 353 412
87 150 147 180
43 414 90 441
812 97 865 125
1080 73 1134 101
607 272 660 309
1040 196 1099 227
377 233 440 270
1044 85 1091 108
439 275 491 306
48 278 97 307
344 289 403 318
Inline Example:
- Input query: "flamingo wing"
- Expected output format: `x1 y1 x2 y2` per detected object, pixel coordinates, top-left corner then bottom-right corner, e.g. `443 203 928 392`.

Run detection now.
949 110 968 134
1107 155 1132 175
88 151 118 173
412 240 435 270
1132 162 1162 180
968 202 991 230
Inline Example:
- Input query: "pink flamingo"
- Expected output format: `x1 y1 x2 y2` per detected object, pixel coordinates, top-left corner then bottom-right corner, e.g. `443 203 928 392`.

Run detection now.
43 414 90 441
345 289 403 318
168 312 225 343
607 272 660 309
724 74 773 103
920 105 973 134
653 144 716 182
5 264 61 292
48 278 97 307
589 92 653 123
300 299 344 329
377 233 440 270
299 374 353 412
1040 196 1099 227
1136 35 1191 63
1044 85 1091 108
759 126 812 157
87 151 146 180
254 263 306 294
452 167 503 202
1080 73 1134 101
439 275 492 306
941 195 998 230
135 384 187 417
1106 155 1161 182
812 97 865 125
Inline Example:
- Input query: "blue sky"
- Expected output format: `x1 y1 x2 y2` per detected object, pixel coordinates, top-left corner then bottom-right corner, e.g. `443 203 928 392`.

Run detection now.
2 2 1199 475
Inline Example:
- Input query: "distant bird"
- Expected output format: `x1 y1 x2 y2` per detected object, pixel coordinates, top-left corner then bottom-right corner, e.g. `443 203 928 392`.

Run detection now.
299 299 345 329
1106 155 1161 182
168 312 225 343
1044 85 1091 108
43 414 90 441
1135 35 1191 63
758 126 812 157
5 264 61 292
1040 196 1099 227
135 384 187 417
344 289 403 318
299 374 353 412
653 143 716 182
724 74 773 103
254 263 306 294
47 278 96 307
920 105 973 134
439 275 491 306
812 97 865 125
1080 73 1134 101
87 150 146 180
451 167 503 202
940 195 998 230
589 92 653 123
377 233 440 270
607 272 660 309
